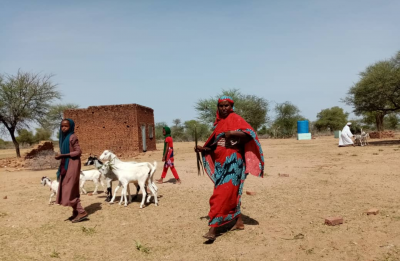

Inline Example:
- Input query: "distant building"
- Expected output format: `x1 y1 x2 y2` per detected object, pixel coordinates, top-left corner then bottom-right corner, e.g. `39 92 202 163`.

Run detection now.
64 104 156 158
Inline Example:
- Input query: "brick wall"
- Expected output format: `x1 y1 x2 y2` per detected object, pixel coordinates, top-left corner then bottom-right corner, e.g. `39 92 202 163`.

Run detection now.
64 104 156 158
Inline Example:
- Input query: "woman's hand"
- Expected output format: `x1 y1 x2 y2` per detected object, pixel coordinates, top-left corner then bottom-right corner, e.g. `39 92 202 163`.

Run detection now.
162 156 166 162
224 131 250 144
55 153 68 160
194 145 210 152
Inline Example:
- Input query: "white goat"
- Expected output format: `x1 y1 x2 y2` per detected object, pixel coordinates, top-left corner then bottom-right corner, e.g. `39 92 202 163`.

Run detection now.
354 134 363 146
80 169 106 195
99 150 158 208
84 155 141 201
361 131 369 146
40 176 59 204
355 128 370 146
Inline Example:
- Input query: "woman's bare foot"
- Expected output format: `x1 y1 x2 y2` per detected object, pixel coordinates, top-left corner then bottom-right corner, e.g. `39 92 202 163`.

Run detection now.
202 227 216 241
230 215 245 231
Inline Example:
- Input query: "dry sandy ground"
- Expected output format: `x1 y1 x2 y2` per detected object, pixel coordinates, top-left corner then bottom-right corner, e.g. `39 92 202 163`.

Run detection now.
1 136 400 261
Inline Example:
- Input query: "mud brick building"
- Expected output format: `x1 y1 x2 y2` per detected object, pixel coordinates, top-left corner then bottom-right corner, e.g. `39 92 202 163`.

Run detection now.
64 104 156 158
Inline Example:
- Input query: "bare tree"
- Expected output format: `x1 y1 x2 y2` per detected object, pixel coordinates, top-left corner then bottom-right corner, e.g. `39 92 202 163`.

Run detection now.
40 103 79 135
0 70 61 157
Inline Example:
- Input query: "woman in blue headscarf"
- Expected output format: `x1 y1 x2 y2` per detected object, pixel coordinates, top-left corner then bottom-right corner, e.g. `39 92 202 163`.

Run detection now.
55 119 88 223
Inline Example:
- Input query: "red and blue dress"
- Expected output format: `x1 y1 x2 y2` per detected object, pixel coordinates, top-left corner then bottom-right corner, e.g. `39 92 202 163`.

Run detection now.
202 111 264 227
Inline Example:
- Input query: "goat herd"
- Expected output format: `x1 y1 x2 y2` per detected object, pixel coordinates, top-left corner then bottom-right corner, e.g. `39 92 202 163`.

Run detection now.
354 129 370 147
41 150 159 208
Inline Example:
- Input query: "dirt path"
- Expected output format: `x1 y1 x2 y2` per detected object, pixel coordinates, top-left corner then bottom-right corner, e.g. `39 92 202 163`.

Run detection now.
0 136 399 261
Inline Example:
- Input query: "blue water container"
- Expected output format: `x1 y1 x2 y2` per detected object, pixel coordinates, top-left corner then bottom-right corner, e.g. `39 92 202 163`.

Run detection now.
297 121 309 134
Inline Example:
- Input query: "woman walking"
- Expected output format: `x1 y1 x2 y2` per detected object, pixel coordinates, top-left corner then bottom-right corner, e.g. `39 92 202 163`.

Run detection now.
195 96 264 241
156 126 181 184
55 119 88 223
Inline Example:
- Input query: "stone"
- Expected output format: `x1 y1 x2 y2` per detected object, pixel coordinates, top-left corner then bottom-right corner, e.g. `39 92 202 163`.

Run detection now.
324 217 343 226
3 196 7 199
246 191 256 196
367 208 379 215
279 173 290 177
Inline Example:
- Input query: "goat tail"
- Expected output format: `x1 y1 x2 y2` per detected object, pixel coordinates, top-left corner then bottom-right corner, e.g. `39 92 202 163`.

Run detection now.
147 161 158 192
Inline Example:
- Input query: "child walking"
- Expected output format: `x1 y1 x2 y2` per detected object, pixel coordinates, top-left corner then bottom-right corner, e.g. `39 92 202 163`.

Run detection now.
156 126 181 184
55 119 88 223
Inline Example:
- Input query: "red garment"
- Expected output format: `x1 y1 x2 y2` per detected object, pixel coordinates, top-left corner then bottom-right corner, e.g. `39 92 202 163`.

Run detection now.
204 112 264 178
165 136 173 149
203 112 264 227
162 136 180 179
161 165 180 179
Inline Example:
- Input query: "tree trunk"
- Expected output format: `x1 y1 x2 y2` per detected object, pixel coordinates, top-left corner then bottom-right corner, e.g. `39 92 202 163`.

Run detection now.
375 112 385 131
9 129 21 158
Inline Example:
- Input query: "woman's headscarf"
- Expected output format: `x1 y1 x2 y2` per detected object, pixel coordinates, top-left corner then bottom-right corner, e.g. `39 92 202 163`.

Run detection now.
56 119 75 180
163 126 171 156
213 95 235 126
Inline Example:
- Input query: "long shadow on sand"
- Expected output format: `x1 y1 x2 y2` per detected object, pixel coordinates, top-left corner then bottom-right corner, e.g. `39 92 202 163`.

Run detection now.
200 213 259 244
85 202 102 215
367 139 400 146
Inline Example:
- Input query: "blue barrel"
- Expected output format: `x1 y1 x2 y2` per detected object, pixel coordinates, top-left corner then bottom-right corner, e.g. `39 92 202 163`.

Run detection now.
297 120 309 134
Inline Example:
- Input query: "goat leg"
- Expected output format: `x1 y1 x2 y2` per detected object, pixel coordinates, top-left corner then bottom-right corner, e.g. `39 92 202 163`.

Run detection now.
105 181 112 202
139 181 147 209
49 192 55 205
131 184 139 202
109 184 120 204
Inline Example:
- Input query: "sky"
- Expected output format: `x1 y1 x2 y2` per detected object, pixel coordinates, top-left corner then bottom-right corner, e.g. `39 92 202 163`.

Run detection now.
1 0 399 127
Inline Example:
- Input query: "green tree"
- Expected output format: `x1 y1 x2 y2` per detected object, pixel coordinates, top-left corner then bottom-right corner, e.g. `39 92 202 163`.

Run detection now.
344 51 400 131
0 138 6 149
195 89 269 131
0 70 61 157
16 129 35 146
34 127 52 142
183 120 212 141
171 118 185 140
155 122 167 140
40 103 79 134
273 102 304 137
384 113 399 129
314 106 349 131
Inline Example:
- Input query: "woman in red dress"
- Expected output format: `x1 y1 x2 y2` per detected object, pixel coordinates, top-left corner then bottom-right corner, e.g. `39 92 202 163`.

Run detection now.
195 96 264 241
156 126 181 184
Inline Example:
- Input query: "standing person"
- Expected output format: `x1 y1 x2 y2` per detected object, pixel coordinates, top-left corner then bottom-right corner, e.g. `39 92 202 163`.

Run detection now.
338 122 355 147
156 126 181 184
55 119 88 223
195 96 264 241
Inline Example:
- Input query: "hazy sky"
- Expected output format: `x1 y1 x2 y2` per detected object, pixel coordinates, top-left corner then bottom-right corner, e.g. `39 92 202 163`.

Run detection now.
1 0 399 126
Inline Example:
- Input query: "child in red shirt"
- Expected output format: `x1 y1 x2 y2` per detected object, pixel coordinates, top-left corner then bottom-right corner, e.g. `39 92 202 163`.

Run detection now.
156 126 181 184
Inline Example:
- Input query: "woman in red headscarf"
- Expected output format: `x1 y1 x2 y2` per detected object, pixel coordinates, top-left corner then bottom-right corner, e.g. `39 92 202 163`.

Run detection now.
195 96 264 241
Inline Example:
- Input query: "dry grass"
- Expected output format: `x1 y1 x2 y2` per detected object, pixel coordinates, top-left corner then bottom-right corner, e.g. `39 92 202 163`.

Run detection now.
1 137 400 261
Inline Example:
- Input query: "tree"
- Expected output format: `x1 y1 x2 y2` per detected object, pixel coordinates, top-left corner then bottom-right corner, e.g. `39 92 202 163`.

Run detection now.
40 103 79 134
16 129 35 146
155 122 167 140
384 113 399 129
314 106 349 131
171 118 184 140
272 102 304 137
195 89 269 131
344 51 400 131
34 127 52 142
0 70 60 157
183 120 212 141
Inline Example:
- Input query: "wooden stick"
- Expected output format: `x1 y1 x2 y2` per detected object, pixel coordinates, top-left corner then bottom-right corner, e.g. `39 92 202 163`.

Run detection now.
195 126 204 176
